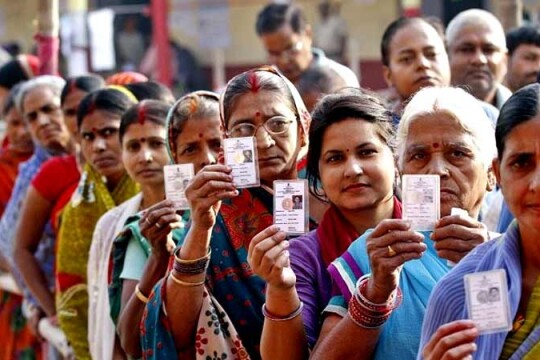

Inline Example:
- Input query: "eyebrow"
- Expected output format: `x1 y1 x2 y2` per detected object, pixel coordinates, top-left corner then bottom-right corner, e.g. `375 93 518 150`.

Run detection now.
323 142 375 156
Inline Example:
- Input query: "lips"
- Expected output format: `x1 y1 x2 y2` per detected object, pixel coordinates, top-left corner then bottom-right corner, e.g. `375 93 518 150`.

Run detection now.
136 168 161 177
467 70 491 80
259 156 281 163
415 76 439 85
343 183 369 192
93 156 117 168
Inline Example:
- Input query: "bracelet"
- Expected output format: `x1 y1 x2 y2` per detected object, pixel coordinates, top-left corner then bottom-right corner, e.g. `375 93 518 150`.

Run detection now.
355 274 402 312
135 284 149 304
173 248 211 275
169 271 205 287
262 302 304 321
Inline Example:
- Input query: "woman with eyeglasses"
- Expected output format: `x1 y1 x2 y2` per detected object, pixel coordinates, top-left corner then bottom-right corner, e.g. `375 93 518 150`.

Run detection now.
247 89 401 359
140 66 310 359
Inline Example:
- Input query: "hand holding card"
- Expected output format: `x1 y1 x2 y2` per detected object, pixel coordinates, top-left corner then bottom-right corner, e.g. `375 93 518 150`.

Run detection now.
273 180 309 235
402 175 440 231
223 137 260 188
164 164 195 210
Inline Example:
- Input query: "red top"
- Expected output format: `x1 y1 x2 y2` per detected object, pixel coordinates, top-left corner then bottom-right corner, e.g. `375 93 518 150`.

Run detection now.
32 155 81 232
0 149 32 217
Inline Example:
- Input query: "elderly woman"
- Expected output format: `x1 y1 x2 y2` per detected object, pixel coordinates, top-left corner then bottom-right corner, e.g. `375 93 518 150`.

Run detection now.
310 86 497 360
140 66 311 359
420 83 540 360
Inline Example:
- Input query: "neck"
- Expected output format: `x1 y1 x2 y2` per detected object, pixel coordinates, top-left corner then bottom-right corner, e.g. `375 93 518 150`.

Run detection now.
485 88 498 106
520 222 540 271
105 171 125 192
338 195 395 235
140 184 165 210
261 168 298 188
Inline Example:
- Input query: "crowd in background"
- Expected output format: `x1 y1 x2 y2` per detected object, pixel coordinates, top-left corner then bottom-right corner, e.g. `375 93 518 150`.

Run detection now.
0 2 539 360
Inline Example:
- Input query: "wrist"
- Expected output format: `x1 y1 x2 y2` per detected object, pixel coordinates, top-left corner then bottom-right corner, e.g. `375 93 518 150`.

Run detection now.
366 277 396 304
265 286 301 318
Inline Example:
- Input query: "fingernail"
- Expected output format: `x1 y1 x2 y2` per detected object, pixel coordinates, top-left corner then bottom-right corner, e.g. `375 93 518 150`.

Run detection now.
283 250 290 257
282 240 290 248
471 343 477 351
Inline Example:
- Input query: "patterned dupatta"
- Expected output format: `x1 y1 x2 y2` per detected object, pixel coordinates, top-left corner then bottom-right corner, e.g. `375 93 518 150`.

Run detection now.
141 188 273 360
56 163 139 359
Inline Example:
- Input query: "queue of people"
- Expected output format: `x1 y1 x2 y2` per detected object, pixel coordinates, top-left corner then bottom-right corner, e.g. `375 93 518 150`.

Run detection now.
0 2 539 360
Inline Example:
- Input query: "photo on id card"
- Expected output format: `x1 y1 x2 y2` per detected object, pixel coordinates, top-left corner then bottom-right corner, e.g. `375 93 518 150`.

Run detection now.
164 163 194 210
273 180 308 235
464 269 512 334
402 174 440 231
223 136 260 188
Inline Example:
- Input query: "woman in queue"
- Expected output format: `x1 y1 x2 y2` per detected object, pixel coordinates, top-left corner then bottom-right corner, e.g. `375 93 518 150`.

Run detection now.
420 83 540 360
140 66 310 359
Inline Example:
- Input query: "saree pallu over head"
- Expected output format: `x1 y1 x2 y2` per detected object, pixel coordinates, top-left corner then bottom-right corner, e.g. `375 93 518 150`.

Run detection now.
56 163 138 360
419 222 540 360
326 230 450 360
141 188 274 360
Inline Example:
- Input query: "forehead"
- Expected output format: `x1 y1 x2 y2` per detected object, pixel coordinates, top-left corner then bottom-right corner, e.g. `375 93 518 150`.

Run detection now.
63 89 88 109
176 116 222 141
123 121 166 140
513 43 540 57
228 91 295 126
322 118 385 149
23 86 58 112
451 23 505 49
391 21 445 54
502 116 540 154
405 112 475 146
260 24 299 50
80 110 121 130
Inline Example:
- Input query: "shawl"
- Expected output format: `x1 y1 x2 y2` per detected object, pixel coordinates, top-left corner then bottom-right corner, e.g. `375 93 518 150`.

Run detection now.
0 146 54 307
56 163 138 360
419 222 540 360
87 193 142 360
141 188 274 360
108 209 189 325
318 197 402 268
326 229 450 360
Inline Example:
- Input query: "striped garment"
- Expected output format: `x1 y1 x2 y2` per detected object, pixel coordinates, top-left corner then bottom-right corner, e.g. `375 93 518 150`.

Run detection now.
418 222 540 359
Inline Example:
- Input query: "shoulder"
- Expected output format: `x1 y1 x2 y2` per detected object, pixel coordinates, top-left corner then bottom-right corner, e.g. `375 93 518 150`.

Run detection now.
96 193 142 231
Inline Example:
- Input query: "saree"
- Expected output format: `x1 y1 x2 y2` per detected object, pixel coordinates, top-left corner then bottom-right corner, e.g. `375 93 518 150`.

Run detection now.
87 193 142 360
0 148 32 216
325 230 450 360
141 188 274 360
56 164 139 360
419 222 540 360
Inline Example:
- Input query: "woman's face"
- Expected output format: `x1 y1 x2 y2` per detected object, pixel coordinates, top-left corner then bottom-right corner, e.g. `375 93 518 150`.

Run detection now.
174 115 222 174
494 116 540 234
62 88 88 138
79 110 124 182
319 118 395 212
401 112 492 218
4 107 33 154
122 121 169 189
227 90 301 183
384 21 450 102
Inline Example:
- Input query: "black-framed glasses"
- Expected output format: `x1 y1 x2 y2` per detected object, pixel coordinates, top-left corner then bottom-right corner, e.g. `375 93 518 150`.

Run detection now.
228 116 295 138
268 40 304 62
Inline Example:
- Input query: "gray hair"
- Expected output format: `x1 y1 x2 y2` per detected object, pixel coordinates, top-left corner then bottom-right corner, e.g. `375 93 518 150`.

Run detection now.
396 86 497 170
446 9 506 50
16 75 66 113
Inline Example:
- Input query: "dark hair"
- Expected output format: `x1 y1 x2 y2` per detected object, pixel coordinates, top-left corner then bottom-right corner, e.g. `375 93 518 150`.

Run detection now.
222 70 296 128
2 82 24 116
296 65 347 99
307 89 395 200
380 17 442 67
124 81 175 104
506 25 540 56
119 100 170 141
496 83 540 159
77 88 137 129
0 55 39 89
60 75 105 105
255 3 307 36
167 91 220 159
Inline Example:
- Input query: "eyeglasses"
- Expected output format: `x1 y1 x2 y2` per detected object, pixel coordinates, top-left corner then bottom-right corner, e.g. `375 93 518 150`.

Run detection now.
228 116 295 138
268 40 304 62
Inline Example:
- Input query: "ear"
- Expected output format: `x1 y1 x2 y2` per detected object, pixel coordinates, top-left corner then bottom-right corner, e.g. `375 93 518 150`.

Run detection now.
489 158 501 192
382 65 393 87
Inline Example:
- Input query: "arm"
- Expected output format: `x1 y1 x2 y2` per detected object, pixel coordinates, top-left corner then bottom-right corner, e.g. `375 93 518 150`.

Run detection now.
311 220 426 359
117 239 170 358
143 165 236 353
13 185 56 316
247 226 308 360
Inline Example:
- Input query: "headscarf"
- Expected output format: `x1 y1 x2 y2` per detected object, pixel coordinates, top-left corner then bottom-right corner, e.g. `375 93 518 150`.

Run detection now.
105 71 148 86
219 65 311 148
165 90 220 162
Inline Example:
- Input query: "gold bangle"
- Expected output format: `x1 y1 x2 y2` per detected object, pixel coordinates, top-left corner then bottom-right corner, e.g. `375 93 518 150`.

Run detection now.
135 284 149 304
173 247 211 264
169 272 205 287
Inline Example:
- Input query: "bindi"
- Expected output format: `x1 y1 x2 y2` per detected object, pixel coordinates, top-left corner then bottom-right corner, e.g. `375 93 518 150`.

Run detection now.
198 133 203 138
432 142 440 149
